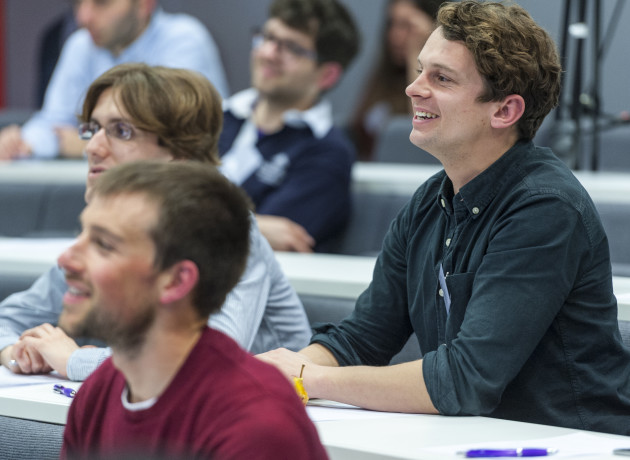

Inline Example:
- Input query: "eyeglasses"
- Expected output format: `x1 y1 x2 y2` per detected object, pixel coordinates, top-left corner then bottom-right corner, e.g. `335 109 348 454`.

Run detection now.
78 120 137 141
252 31 317 61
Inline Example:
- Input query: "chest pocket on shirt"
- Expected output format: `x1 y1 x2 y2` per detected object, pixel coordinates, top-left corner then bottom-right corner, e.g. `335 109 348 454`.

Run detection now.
444 272 475 344
256 153 290 186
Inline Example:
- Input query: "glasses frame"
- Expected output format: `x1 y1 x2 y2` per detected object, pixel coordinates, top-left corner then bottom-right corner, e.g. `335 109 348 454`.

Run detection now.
78 120 138 142
252 30 318 61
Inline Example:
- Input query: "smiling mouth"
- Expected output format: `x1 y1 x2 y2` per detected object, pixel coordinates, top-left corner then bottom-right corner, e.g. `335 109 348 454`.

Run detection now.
63 284 91 307
67 286 89 297
89 166 106 177
414 111 439 120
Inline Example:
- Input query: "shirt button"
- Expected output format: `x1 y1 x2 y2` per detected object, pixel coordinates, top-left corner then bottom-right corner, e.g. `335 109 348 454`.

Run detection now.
472 207 480 214
445 238 451 247
441 198 446 208
438 288 444 297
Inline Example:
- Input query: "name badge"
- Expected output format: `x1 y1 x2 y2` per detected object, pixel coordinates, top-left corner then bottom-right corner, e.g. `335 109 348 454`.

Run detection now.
439 264 451 315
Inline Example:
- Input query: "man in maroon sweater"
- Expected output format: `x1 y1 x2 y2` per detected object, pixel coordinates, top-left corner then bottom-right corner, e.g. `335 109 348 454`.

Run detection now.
59 161 327 459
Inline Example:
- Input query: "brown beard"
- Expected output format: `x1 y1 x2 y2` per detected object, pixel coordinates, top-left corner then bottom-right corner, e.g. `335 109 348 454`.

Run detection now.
62 300 156 357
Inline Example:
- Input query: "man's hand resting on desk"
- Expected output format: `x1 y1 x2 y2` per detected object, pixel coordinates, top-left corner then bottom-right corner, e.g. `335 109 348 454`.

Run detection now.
257 345 339 396
258 348 317 380
1 324 80 378
256 214 315 252
258 345 438 414
0 342 53 375
0 124 32 160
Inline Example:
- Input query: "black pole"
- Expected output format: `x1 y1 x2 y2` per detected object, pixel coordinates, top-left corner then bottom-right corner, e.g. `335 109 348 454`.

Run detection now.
570 0 587 169
590 0 601 170
556 0 572 122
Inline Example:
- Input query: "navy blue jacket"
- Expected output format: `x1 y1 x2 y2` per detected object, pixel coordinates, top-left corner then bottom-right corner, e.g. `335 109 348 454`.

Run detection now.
219 109 355 252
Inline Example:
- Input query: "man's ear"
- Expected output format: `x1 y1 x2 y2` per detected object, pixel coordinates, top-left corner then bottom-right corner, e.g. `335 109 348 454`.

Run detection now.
317 62 343 91
490 94 525 129
158 260 199 305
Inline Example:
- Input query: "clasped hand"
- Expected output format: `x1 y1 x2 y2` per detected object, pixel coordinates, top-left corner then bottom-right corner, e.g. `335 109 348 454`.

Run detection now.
1 324 79 378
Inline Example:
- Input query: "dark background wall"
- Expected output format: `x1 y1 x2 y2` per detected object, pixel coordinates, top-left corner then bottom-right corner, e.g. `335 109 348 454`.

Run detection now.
3 1 630 126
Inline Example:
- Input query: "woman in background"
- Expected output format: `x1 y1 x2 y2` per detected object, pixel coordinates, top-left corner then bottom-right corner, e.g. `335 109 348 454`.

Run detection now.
351 0 445 161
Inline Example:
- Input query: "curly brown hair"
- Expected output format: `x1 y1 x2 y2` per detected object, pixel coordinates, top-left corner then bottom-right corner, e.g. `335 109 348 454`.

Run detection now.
437 1 562 140
81 63 223 165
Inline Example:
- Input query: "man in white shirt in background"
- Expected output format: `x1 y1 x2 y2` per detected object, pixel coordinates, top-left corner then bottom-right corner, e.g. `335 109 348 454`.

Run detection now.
0 0 229 160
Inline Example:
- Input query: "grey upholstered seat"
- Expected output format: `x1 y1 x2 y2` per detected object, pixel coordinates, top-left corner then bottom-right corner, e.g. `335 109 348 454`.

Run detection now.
0 109 33 129
298 293 422 364
590 126 630 172
618 320 630 347
0 183 47 237
0 182 85 238
0 416 64 459
594 201 630 276
327 190 411 256
0 271 42 302
373 116 440 165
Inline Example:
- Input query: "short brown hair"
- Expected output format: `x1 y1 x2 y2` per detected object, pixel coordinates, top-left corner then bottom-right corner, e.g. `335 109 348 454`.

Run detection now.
81 63 223 164
92 161 252 318
437 1 562 140
269 0 360 70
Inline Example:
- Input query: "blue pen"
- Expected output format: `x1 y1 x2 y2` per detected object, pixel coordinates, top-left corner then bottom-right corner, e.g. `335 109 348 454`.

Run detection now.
53 384 76 399
460 448 558 457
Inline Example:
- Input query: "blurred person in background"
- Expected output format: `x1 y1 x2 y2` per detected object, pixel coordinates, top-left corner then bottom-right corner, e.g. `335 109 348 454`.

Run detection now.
350 0 445 160
218 0 359 253
0 0 229 160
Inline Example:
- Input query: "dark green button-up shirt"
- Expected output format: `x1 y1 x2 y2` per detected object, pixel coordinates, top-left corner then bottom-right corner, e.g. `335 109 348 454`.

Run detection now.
312 140 630 435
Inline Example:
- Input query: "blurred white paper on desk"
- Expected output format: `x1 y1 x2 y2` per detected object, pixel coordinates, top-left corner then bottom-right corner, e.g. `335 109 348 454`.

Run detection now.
307 399 414 422
0 366 71 388
424 432 630 458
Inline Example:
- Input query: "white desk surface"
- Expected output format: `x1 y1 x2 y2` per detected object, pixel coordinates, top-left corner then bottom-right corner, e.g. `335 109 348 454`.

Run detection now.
1 376 628 460
0 383 77 425
353 162 630 203
0 237 74 276
2 159 630 204
274 252 376 299
2 238 630 320
313 409 630 460
0 159 86 184
0 367 79 424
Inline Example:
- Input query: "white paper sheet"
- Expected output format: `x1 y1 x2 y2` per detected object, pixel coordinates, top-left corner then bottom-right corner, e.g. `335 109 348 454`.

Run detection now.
307 399 414 422
0 365 71 388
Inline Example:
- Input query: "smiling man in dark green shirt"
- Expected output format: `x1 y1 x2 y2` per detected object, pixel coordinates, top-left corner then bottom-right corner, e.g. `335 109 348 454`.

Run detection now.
258 0 630 435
